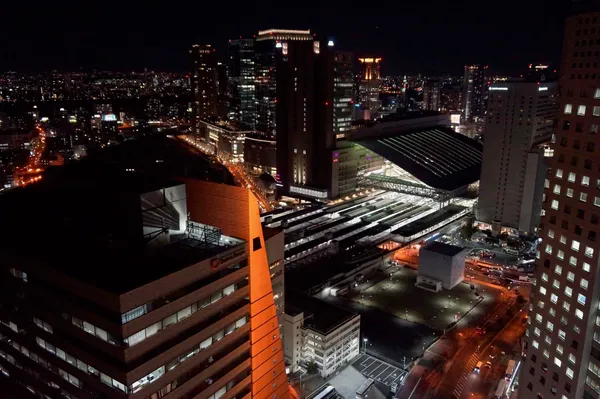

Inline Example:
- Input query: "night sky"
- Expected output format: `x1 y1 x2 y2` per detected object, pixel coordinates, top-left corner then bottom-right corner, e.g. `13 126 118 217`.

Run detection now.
0 1 585 76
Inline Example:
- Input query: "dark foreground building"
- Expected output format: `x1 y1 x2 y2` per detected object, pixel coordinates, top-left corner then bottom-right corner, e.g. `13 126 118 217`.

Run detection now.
0 164 294 399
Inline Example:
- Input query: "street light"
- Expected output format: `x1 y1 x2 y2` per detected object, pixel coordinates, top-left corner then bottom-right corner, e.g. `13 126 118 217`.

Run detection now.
363 338 368 353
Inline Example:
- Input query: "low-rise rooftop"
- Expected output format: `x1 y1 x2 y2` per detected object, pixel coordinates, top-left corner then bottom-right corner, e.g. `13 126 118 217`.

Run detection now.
286 291 358 336
422 241 466 257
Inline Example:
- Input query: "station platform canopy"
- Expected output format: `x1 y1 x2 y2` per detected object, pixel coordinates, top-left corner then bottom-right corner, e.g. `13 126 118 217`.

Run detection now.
351 125 483 193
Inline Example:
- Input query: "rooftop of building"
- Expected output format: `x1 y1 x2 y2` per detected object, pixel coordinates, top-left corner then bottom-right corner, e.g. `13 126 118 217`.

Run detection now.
285 245 385 293
88 134 235 185
286 291 358 336
352 125 483 192
421 241 466 257
0 147 243 294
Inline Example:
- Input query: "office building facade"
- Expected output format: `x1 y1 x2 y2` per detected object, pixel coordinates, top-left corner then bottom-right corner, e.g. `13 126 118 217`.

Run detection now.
0 169 292 399
255 29 313 137
275 38 336 196
461 64 486 122
284 295 360 378
228 39 256 130
357 58 382 120
422 79 441 111
190 44 218 133
520 12 600 399
333 51 355 137
476 81 557 235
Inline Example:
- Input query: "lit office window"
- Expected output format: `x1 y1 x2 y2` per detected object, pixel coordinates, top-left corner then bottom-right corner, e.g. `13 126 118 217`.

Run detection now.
565 287 573 297
551 200 559 210
576 309 584 319
581 278 589 290
546 244 553 254
582 176 590 186
565 104 573 114
578 294 587 305
555 265 563 275
555 357 562 367
578 105 587 116
585 246 595 258
568 172 576 183
566 367 574 379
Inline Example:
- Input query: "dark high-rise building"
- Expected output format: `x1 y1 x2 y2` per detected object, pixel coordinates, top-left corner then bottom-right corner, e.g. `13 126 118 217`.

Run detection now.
0 164 294 399
255 29 313 137
461 64 487 122
275 38 335 197
190 44 218 133
216 62 228 120
422 79 441 111
333 50 354 137
228 39 256 130
519 11 600 399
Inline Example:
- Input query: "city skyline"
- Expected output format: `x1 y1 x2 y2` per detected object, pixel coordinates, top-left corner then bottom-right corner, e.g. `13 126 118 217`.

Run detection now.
0 1 579 76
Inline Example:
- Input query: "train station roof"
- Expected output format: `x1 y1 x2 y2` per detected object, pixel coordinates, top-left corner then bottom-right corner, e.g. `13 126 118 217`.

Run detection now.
352 126 483 192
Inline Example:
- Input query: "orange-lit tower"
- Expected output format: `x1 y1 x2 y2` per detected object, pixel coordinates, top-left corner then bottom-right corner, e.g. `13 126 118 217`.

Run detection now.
186 180 293 399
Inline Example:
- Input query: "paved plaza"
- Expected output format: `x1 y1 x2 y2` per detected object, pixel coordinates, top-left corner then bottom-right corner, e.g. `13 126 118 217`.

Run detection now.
353 267 502 331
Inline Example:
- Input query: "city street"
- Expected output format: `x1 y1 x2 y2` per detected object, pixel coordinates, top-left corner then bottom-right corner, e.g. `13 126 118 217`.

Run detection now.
179 135 273 211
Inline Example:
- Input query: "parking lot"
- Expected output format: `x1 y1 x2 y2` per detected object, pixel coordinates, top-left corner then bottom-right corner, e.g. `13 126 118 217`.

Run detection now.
352 354 407 387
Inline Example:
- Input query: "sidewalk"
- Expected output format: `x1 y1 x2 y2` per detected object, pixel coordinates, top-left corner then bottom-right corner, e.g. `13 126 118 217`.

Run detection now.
396 337 455 399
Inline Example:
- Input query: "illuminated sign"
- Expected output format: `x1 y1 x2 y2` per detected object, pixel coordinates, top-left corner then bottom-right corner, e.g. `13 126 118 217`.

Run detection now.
275 42 282 48
489 87 508 91
538 87 548 91
358 58 382 64
328 40 334 47
102 114 117 122
450 114 461 124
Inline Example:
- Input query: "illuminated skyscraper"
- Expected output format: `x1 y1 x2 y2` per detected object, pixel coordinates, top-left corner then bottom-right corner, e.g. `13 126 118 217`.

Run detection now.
519 11 600 399
255 29 313 137
228 39 256 130
476 81 557 235
461 64 486 122
275 38 336 198
0 165 294 399
190 44 218 133
422 79 441 111
357 57 382 119
333 50 355 136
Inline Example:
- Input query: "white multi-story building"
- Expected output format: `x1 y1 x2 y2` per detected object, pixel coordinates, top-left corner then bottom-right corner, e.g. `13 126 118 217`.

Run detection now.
476 80 557 235
284 294 360 377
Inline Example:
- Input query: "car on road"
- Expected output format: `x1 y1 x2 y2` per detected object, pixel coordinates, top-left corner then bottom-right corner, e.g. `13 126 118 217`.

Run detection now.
474 361 483 373
489 353 497 359
485 361 492 368
475 326 486 335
